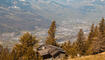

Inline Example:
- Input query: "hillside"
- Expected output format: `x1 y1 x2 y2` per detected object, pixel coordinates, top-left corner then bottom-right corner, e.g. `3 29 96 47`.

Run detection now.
0 0 105 34
69 52 105 60
0 7 51 33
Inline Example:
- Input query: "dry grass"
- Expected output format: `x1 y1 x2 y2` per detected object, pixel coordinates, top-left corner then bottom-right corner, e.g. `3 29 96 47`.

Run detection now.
69 52 105 60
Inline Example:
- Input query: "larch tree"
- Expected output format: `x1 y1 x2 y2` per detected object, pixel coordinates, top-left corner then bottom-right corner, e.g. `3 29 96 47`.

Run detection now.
99 18 105 35
0 45 13 60
75 29 86 56
86 24 95 54
90 26 100 54
62 40 77 58
92 18 105 54
88 24 95 43
19 32 38 47
89 18 105 54
62 41 71 55
12 32 39 60
45 21 57 46
94 26 99 38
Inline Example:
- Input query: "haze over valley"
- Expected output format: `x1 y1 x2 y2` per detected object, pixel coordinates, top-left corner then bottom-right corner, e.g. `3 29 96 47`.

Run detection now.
0 0 105 47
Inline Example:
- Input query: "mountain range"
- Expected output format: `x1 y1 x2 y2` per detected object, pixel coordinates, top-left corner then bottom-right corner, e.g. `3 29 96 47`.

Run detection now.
0 8 50 33
0 0 105 33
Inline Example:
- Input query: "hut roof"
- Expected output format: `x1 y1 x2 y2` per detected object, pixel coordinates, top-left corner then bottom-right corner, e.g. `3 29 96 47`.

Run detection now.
37 45 65 56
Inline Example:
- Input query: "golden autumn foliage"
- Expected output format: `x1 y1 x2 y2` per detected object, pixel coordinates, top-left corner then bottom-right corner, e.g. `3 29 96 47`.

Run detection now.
45 20 58 46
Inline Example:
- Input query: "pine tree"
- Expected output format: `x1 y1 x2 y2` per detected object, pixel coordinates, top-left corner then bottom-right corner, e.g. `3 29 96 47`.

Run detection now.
20 47 38 60
0 46 14 60
62 41 71 55
70 42 78 58
87 25 100 54
20 32 38 47
89 18 105 54
99 18 105 35
94 26 99 38
75 29 86 56
12 32 38 60
0 44 3 53
45 21 57 46
95 18 105 53
88 24 95 41
86 24 95 54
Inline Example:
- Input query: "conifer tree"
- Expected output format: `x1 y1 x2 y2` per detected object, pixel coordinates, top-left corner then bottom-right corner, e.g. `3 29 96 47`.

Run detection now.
88 24 95 41
20 32 38 47
0 46 14 60
70 42 78 58
62 41 71 55
86 24 95 54
63 41 79 58
91 18 105 54
20 47 39 60
75 29 86 56
0 44 3 53
99 18 105 35
45 21 57 46
94 26 99 38
87 25 100 54
12 32 38 60
89 18 105 54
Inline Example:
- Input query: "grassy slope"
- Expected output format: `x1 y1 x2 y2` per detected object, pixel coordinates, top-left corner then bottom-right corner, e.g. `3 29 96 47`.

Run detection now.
69 52 105 60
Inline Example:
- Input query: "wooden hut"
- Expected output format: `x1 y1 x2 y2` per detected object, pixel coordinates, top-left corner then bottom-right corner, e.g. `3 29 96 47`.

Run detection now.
37 45 65 60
